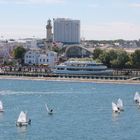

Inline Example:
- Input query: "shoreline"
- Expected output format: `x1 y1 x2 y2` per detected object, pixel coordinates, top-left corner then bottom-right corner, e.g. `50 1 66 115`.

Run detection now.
0 75 139 85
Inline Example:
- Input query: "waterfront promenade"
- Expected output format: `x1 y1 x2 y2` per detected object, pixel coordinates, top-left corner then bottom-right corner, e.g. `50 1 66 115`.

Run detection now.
0 66 140 84
0 74 139 84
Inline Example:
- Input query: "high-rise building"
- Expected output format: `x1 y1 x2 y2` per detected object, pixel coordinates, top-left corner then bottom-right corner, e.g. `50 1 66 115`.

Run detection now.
53 18 80 44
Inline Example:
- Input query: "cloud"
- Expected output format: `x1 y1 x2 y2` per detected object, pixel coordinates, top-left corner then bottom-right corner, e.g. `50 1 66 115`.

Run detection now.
129 3 140 8
82 22 140 40
0 0 65 5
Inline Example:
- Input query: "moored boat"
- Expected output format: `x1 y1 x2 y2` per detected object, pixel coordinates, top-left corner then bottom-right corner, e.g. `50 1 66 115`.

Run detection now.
53 61 113 75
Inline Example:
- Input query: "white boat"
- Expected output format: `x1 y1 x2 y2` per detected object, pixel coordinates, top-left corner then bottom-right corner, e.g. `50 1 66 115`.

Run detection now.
16 111 31 127
134 92 140 103
117 98 124 111
112 102 120 113
45 103 53 115
53 61 113 75
0 100 4 112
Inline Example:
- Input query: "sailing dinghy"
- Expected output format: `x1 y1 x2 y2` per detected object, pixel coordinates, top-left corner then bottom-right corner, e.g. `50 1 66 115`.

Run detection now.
16 111 31 127
117 98 124 111
134 92 140 103
112 102 120 113
45 103 53 115
0 100 4 112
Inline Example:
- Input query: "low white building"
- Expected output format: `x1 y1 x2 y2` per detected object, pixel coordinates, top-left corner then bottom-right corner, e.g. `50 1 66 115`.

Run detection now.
24 50 57 67
24 50 40 65
38 51 57 67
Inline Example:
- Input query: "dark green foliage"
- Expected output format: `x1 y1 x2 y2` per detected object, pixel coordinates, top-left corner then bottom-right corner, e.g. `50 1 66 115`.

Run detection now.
93 48 103 59
94 49 131 69
131 50 140 68
13 46 26 59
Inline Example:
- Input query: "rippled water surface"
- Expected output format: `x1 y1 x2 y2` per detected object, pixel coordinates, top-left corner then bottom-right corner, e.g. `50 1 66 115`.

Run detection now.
0 79 140 140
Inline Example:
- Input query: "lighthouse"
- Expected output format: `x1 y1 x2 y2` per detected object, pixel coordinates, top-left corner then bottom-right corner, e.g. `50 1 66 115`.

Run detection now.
46 19 52 42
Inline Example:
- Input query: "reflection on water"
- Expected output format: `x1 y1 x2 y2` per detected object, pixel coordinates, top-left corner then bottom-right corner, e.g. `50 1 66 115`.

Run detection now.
16 126 28 140
17 126 27 133
0 112 4 121
112 112 120 121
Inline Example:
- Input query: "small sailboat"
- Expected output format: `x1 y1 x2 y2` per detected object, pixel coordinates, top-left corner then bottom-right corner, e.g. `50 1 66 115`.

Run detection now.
16 111 31 127
117 98 124 111
45 103 53 115
134 92 140 103
112 102 120 113
0 100 4 112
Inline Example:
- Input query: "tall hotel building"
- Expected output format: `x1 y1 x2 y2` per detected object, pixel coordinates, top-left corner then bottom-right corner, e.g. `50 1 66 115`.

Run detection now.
53 18 80 44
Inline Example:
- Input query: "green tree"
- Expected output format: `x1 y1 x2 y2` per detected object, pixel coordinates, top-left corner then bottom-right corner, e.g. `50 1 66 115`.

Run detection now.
131 50 140 68
99 51 111 67
13 46 26 59
93 48 103 59
117 50 129 68
99 49 117 68
111 50 129 68
13 46 26 65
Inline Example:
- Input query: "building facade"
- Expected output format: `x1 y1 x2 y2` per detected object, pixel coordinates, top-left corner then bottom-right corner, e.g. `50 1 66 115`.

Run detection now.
24 50 57 67
53 18 80 44
24 50 40 65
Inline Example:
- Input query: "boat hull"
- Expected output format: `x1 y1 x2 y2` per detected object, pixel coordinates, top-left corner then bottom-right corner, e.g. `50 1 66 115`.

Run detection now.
16 122 28 127
16 120 31 127
0 109 4 112
53 69 113 75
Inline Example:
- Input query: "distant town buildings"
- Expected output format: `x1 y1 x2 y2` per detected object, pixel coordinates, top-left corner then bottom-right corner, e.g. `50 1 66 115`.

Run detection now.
25 38 45 49
53 18 80 44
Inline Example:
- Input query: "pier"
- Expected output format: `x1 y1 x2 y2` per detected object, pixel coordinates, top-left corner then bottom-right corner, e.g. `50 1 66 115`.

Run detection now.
0 71 139 81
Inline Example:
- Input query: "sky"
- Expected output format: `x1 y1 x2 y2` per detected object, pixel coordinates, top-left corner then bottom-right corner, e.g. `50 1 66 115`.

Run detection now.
0 0 140 40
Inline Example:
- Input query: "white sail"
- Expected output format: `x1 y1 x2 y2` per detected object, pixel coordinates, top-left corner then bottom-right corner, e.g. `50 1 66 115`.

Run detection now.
117 98 123 110
45 103 53 114
17 111 27 123
0 100 4 111
112 102 119 112
134 92 140 102
45 103 50 112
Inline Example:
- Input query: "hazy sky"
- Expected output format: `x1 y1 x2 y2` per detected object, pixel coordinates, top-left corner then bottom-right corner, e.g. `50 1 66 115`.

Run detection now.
0 0 140 40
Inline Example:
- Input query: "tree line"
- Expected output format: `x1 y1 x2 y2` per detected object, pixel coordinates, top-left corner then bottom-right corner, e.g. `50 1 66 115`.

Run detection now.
93 48 140 69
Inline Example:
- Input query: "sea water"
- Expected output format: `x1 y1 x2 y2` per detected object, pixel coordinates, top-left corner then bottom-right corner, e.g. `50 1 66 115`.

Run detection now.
0 79 140 140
